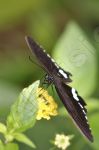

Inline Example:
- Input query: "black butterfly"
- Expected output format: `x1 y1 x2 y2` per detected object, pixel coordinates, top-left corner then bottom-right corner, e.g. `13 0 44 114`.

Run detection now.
25 36 93 142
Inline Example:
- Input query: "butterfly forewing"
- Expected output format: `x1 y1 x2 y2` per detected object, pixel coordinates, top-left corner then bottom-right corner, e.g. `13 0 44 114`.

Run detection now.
25 36 72 83
25 36 59 75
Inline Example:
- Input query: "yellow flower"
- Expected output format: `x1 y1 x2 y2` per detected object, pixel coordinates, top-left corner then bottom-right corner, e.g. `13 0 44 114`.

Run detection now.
36 88 58 120
54 133 73 150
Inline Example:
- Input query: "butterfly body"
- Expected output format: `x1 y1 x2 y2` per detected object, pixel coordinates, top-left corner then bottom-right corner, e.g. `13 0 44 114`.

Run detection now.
25 36 93 142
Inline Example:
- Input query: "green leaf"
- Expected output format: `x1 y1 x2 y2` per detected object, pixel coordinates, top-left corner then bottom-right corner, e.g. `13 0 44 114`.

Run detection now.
89 111 99 150
87 98 99 112
53 21 97 97
0 140 4 150
83 98 99 150
7 80 39 132
5 143 19 150
0 141 19 150
0 123 7 135
14 133 36 148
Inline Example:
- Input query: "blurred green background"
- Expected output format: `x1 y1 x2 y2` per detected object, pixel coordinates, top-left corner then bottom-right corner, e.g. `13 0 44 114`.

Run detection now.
0 0 99 149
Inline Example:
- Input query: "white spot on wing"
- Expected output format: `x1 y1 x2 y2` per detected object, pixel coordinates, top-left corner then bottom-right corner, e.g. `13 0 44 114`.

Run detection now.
43 49 46 52
78 102 83 108
89 127 92 131
59 69 68 79
85 116 88 120
47 54 50 58
55 63 59 68
82 109 86 115
46 53 59 68
72 88 79 101
78 102 88 121
51 58 55 62
44 50 60 69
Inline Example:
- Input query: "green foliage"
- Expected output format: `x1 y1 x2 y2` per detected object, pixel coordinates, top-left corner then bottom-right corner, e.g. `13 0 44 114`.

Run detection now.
0 0 40 30
53 21 97 97
29 12 58 50
0 141 19 150
0 123 7 134
88 99 99 150
7 81 39 132
0 81 40 149
14 133 35 148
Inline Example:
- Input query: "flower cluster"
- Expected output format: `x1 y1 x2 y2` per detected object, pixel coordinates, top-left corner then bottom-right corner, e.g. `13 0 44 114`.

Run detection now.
36 88 58 120
54 133 73 150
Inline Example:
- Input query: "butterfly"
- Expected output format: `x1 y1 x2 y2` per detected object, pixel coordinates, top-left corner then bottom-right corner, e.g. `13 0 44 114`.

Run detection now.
25 36 93 142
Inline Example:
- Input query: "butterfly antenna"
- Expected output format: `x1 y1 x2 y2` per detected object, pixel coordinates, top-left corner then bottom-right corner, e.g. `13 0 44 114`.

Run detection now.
29 56 45 71
29 56 47 72
29 56 40 67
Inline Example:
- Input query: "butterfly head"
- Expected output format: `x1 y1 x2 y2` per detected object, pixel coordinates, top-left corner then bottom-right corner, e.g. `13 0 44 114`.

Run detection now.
44 74 53 85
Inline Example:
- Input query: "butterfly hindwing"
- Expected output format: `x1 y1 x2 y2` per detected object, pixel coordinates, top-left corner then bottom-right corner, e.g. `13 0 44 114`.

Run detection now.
54 77 93 142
